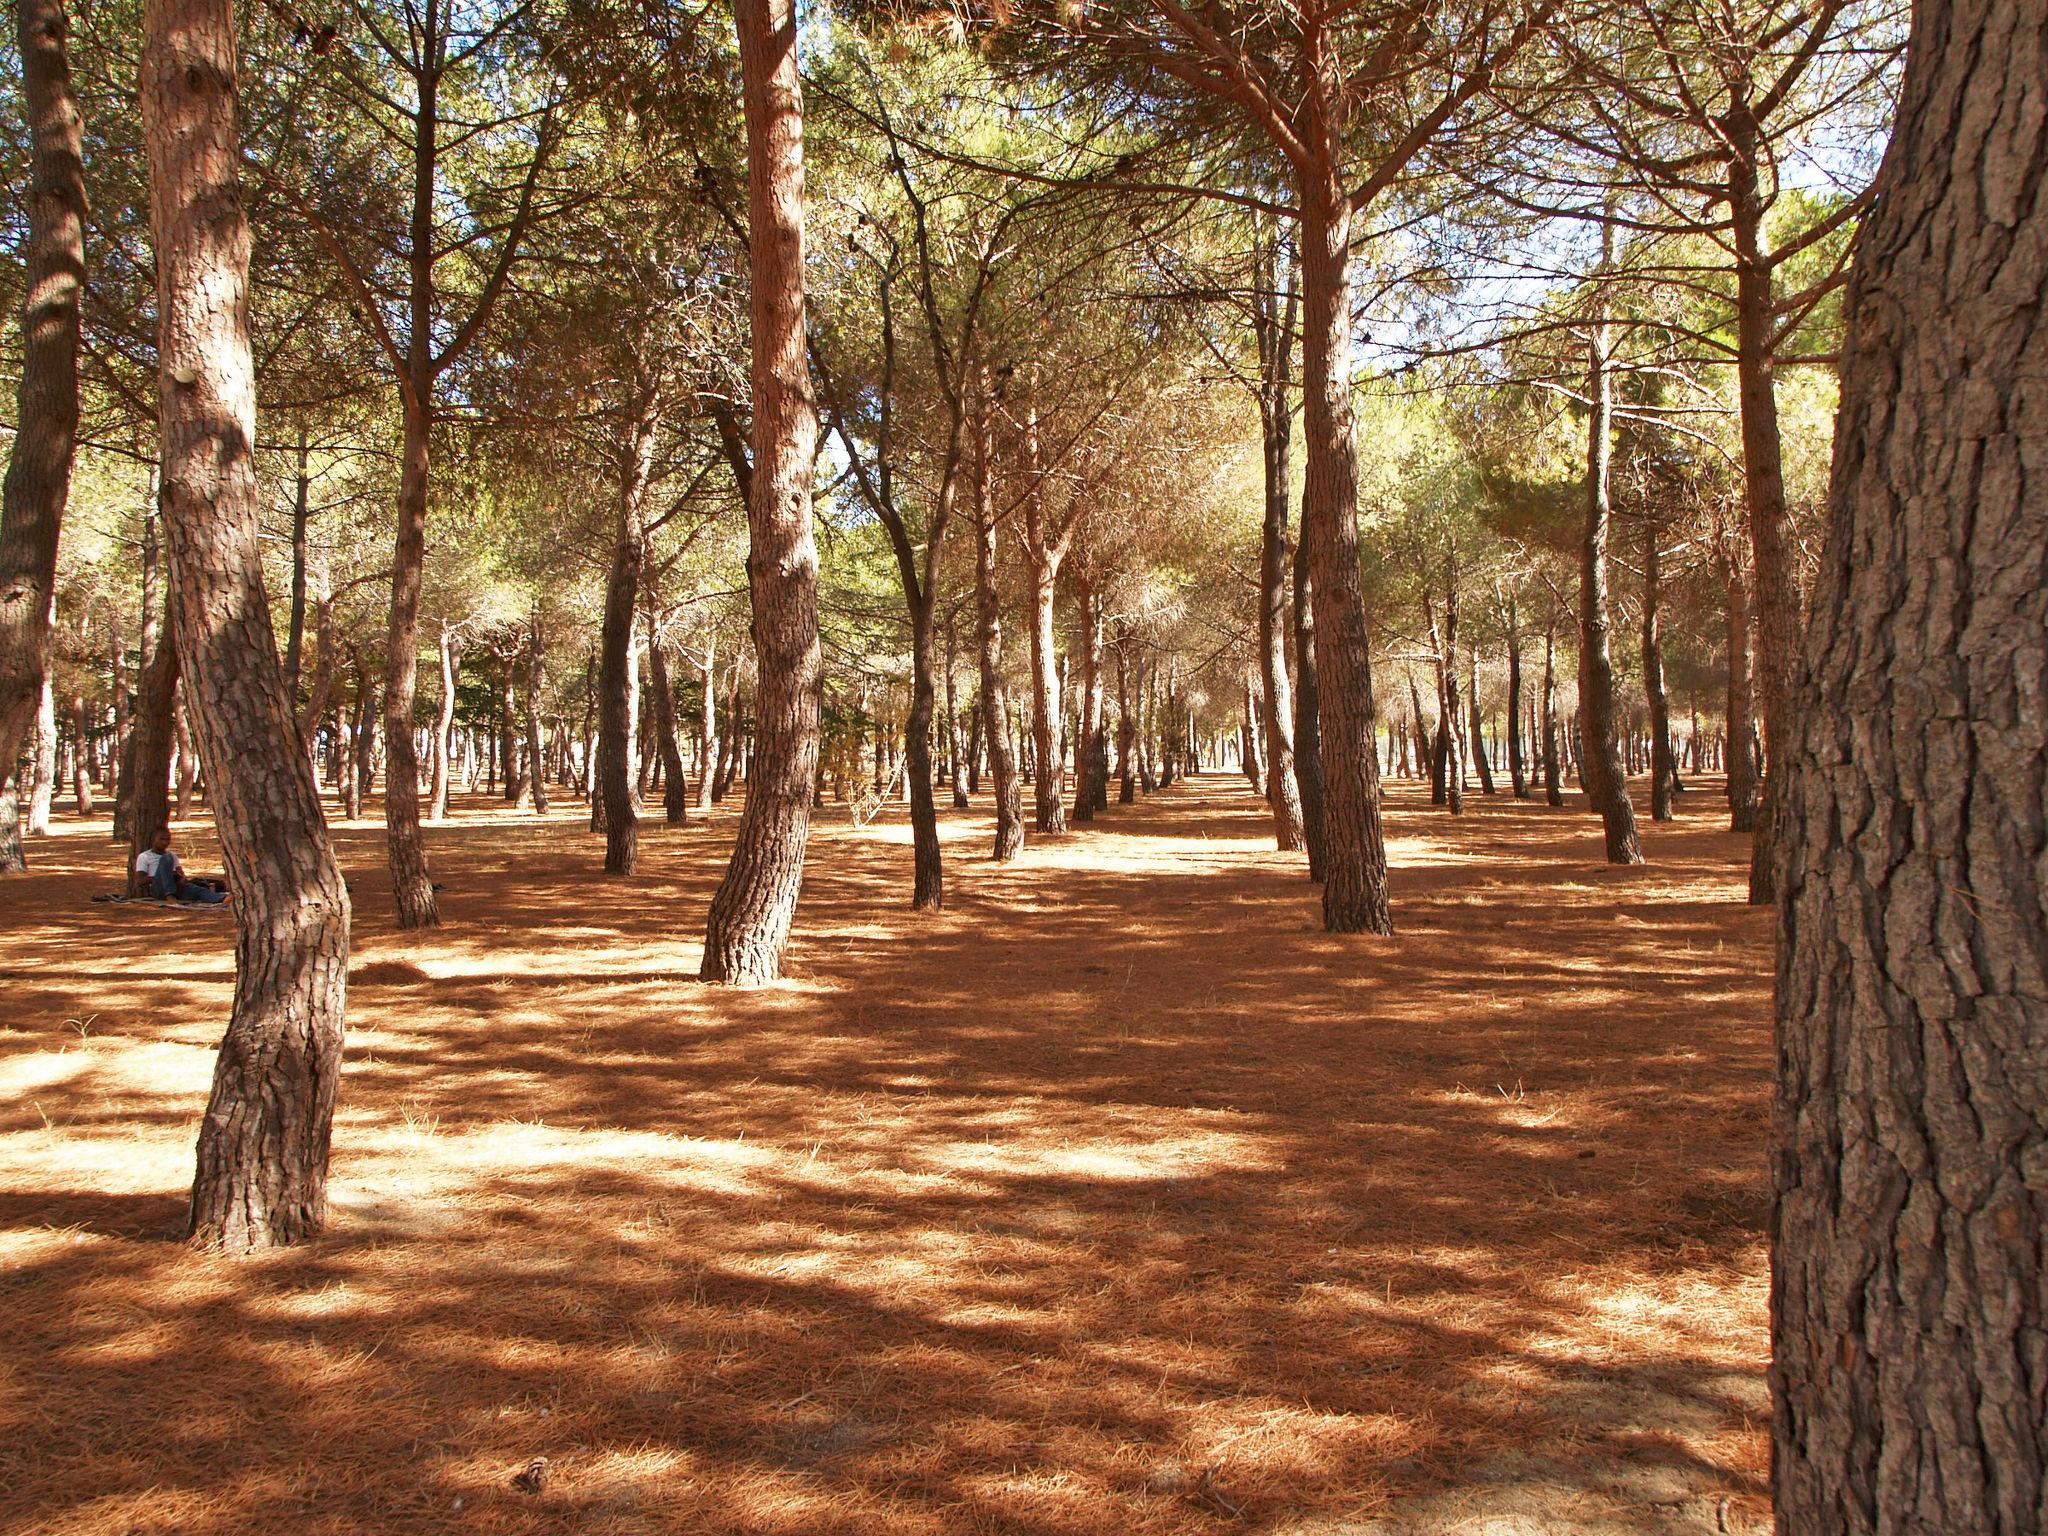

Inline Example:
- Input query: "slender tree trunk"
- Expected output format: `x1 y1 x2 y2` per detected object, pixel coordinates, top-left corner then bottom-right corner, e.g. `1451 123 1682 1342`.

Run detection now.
1721 541 1760 831
905 601 943 906
0 0 85 871
1578 301 1644 865
598 392 656 873
1027 558 1066 834
1468 649 1494 795
28 665 56 834
1255 244 1307 850
283 431 310 696
71 693 91 813
428 624 456 819
645 619 690 827
523 601 548 815
1506 597 1528 798
173 687 198 817
1296 106 1390 931
128 576 178 861
695 633 717 811
1772 14 2048 1524
944 615 969 810
143 0 351 1251
1070 567 1105 823
702 0 822 983
1642 527 1676 822
972 379 1022 861
1541 621 1563 807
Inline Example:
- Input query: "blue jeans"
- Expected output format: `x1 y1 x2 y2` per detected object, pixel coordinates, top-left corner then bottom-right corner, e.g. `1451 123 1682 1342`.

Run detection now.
152 858 225 904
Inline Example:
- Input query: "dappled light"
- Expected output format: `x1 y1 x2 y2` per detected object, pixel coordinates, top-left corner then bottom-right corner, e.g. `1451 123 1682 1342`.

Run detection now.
3 778 1772 1534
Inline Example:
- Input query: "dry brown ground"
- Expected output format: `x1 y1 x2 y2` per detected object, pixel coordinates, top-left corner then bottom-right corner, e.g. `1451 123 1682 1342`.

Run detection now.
0 771 1774 1536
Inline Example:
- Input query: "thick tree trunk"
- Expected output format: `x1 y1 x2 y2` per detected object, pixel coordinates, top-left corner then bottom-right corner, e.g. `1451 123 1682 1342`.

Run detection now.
1642 528 1676 822
142 0 351 1251
701 0 822 984
1577 308 1643 865
1772 10 2048 1525
597 395 655 873
1296 125 1390 931
0 0 84 871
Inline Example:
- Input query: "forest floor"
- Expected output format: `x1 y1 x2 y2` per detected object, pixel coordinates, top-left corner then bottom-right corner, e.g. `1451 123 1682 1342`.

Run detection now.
1 772 1774 1536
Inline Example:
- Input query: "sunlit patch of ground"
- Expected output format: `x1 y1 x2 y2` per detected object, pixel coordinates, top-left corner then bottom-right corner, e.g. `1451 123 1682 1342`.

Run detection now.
1 773 1773 1534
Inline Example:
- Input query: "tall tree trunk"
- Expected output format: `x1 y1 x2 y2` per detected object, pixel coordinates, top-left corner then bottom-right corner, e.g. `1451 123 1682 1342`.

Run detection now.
701 0 822 984
1469 651 1494 796
173 686 198 818
1577 279 1644 865
1720 539 1760 832
696 632 717 811
905 602 943 906
1255 240 1307 850
1772 10 2048 1524
597 392 655 873
1290 538 1325 878
142 0 351 1251
1296 99 1390 931
128 575 179 861
28 664 56 834
1506 597 1528 798
1541 621 1562 807
0 0 85 871
1115 637 1135 805
1728 118 1800 904
428 623 456 820
1026 559 1066 834
523 600 549 815
1642 526 1676 822
645 618 691 827
283 430 310 696
1070 567 1105 823
70 693 92 813
972 381 1022 861
944 615 969 810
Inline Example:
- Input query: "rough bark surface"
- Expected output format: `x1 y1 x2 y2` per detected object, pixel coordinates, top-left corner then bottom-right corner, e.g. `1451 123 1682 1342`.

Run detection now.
1255 250 1307 851
1296 112 1390 932
597 396 655 875
142 0 352 1252
0 0 85 873
700 0 821 985
1577 319 1643 866
1772 4 2048 1527
972 394 1022 861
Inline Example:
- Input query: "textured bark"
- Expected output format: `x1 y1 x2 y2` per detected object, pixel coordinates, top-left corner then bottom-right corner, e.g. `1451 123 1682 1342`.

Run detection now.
0 0 85 871
972 383 1022 861
1577 310 1643 865
282 434 310 695
1070 567 1106 823
1296 100 1390 932
696 634 717 811
381 395 437 924
1541 622 1562 807
1720 540 1760 832
28 668 56 834
1114 638 1135 804
700 0 821 984
1772 4 2048 1525
128 581 179 863
597 394 654 873
1025 555 1066 833
142 0 351 1251
944 618 969 810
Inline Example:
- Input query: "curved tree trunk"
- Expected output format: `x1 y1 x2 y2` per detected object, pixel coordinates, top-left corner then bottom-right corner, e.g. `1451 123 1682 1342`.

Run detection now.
1772 7 2047 1523
701 0 821 984
142 0 352 1251
0 0 84 872
1296 119 1389 931
1577 307 1643 865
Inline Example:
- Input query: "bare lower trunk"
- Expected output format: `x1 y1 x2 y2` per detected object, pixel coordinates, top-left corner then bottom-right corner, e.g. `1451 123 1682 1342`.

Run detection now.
701 0 821 984
143 0 351 1251
28 669 56 834
905 607 942 907
1541 622 1562 806
1721 543 1760 832
1576 266 1643 866
1506 599 1528 798
0 0 84 871
696 634 717 811
382 398 437 926
1297 131 1390 931
128 579 179 861
1027 560 1065 834
1292 537 1326 878
428 624 456 820
1772 19 2048 1525
1070 569 1105 823
972 384 1022 861
597 395 655 873
524 601 548 815
1256 283 1307 849
1642 529 1676 821
646 623 690 827
944 617 969 810
1468 650 1494 796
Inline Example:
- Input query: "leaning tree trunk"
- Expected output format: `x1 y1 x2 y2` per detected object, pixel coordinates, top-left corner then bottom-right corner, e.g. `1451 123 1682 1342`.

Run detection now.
972 386 1022 861
1577 309 1643 865
1296 118 1390 932
597 395 655 874
1771 6 2048 1526
0 0 85 872
701 0 821 984
142 0 352 1251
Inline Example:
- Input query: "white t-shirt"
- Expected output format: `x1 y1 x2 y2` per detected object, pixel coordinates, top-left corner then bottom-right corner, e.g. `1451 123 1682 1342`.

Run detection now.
135 850 165 878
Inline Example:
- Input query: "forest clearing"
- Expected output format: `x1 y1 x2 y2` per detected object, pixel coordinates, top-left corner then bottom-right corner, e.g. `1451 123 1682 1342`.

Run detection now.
3 778 1774 1535
2 0 2042 1522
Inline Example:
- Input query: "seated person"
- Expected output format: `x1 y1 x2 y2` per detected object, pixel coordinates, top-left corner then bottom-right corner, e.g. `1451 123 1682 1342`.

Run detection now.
133 829 229 904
